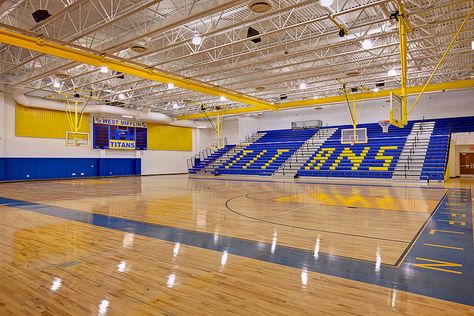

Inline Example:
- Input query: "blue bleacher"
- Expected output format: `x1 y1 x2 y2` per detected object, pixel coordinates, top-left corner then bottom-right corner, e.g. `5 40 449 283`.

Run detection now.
297 122 413 179
192 116 474 181
215 129 317 176
189 145 235 174
421 116 474 181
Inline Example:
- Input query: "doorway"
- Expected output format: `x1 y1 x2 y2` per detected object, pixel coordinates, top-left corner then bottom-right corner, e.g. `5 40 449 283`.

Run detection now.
460 152 474 175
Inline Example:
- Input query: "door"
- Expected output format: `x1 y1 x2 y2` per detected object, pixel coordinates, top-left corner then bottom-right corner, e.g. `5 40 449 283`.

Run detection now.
460 153 474 175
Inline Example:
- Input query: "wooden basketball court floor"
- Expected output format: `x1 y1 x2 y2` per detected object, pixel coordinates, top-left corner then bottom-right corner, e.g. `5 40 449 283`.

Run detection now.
0 175 472 315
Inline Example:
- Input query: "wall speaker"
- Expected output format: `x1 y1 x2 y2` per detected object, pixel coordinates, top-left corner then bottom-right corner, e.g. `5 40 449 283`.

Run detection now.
247 27 262 43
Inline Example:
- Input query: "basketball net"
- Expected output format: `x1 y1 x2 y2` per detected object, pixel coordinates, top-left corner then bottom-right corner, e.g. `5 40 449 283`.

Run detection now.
379 120 391 133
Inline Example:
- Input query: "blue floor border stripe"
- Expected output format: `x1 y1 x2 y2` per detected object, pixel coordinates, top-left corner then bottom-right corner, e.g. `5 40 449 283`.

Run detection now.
190 175 447 190
1 189 473 306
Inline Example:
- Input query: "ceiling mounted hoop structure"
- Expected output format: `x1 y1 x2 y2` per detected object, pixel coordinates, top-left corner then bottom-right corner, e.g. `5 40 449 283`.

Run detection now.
53 90 93 147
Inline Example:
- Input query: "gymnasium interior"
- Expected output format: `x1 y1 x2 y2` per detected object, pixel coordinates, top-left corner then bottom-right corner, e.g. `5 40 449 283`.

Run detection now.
0 0 473 315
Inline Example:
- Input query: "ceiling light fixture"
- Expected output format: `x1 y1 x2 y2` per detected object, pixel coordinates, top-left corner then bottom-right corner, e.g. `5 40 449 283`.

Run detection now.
320 0 333 7
118 93 126 100
192 32 202 46
299 82 307 90
52 81 61 88
373 87 380 92
387 69 397 76
167 82 175 89
361 39 373 49
172 102 179 109
122 115 133 119
219 96 227 101
100 66 108 73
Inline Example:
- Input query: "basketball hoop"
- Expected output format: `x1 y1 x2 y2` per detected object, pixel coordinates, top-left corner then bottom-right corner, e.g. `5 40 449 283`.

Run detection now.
379 120 391 133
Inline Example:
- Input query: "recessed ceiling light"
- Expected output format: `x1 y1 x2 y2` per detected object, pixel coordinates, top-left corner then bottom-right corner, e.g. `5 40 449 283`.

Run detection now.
167 82 174 89
299 82 307 90
100 66 108 73
361 39 373 49
248 0 272 14
130 40 147 53
219 96 227 101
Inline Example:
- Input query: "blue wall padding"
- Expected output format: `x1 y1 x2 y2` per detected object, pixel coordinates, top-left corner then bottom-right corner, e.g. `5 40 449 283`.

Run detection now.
0 158 141 181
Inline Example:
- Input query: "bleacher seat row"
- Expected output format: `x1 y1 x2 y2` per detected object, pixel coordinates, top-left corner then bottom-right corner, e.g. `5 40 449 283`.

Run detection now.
297 122 414 179
189 116 474 181
189 145 235 174
215 129 317 176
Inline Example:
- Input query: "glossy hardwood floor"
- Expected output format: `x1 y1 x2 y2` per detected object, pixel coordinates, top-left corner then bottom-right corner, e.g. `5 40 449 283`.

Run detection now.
0 175 472 315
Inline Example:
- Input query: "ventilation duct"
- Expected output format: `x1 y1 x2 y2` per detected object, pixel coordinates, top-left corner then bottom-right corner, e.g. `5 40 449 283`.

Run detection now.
11 87 210 129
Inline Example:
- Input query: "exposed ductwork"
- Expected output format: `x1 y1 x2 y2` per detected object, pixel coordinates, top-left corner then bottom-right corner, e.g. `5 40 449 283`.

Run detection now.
11 87 210 128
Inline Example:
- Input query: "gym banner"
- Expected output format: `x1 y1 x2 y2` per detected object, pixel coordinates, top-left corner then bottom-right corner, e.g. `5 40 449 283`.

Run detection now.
93 117 147 128
109 140 136 150
93 117 147 150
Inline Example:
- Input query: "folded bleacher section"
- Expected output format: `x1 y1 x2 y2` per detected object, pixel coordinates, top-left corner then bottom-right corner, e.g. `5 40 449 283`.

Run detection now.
215 129 317 176
421 116 474 181
297 122 413 179
189 145 235 174
190 116 474 181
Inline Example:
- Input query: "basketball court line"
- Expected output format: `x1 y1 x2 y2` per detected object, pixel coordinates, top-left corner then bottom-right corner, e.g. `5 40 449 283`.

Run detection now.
226 194 414 244
0 188 472 306
190 176 447 190
394 190 449 267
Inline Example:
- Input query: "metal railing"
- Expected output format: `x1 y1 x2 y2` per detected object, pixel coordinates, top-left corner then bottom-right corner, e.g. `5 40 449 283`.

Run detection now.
276 128 335 176
190 131 262 174
401 121 433 178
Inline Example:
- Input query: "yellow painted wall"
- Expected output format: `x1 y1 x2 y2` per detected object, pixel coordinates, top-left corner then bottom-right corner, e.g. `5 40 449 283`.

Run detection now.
148 124 192 151
16 103 90 139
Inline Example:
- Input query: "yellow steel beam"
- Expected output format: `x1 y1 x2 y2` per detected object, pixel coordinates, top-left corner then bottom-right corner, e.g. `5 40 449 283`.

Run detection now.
0 28 277 110
178 79 474 120
395 0 412 127
408 4 473 116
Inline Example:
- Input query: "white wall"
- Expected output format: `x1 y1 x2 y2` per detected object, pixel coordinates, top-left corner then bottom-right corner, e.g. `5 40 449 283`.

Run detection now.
238 116 259 141
2 87 473 176
257 89 474 130
220 117 240 144
0 91 198 175
448 132 474 178
196 89 474 153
